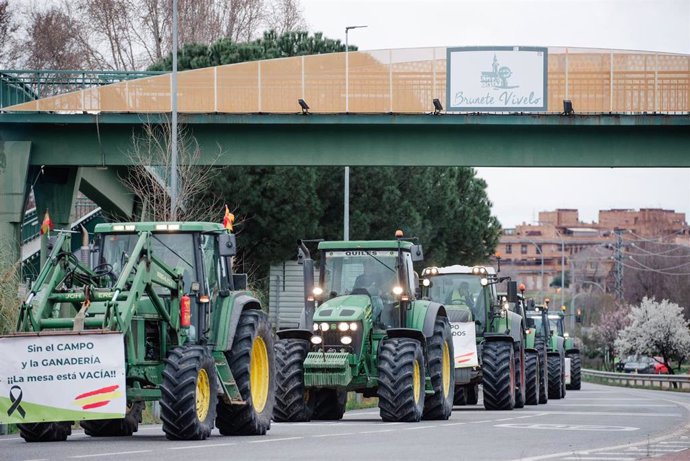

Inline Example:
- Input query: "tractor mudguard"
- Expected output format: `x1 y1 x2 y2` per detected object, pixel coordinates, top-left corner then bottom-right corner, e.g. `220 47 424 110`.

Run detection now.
277 329 313 342
483 332 514 343
566 348 580 355
525 347 538 354
220 294 262 351
421 302 448 338
386 328 426 346
547 351 561 357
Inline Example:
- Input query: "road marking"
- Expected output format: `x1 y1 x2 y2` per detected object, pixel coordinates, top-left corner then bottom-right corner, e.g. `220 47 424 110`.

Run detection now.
546 403 677 407
312 432 355 438
359 429 395 434
248 436 303 444
469 420 493 424
0 437 22 442
495 423 638 432
169 442 238 450
564 398 658 401
71 450 153 458
562 457 637 460
520 410 682 417
400 425 436 430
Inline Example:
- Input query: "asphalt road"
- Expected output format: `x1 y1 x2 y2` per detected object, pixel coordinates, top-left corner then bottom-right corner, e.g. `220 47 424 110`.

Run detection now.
3 382 690 461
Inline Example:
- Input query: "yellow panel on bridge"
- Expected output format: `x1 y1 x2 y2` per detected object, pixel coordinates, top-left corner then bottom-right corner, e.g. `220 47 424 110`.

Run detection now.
6 47 690 114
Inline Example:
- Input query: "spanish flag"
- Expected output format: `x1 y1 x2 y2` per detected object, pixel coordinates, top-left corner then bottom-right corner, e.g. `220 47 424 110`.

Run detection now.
74 385 122 410
223 205 235 232
39 210 53 235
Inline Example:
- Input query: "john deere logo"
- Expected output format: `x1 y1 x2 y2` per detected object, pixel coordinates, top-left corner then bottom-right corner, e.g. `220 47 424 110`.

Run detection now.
481 55 518 90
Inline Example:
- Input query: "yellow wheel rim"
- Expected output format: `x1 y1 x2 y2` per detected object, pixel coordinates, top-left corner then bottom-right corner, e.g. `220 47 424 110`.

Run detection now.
412 359 421 404
196 368 210 421
250 337 269 413
442 341 451 397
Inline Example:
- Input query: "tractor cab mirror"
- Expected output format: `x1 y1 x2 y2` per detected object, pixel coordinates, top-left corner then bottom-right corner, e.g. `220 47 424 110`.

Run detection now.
410 244 424 262
525 317 536 328
219 233 237 257
506 281 518 303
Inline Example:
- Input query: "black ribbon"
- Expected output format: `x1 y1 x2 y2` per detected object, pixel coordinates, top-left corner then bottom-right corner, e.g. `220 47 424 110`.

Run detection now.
7 385 25 418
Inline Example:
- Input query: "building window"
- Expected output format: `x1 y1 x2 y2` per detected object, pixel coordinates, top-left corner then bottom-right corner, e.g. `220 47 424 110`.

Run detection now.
521 244 528 254
506 244 512 254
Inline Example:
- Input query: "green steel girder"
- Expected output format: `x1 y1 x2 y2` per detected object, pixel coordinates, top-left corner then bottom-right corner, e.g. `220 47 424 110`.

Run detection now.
0 112 688 167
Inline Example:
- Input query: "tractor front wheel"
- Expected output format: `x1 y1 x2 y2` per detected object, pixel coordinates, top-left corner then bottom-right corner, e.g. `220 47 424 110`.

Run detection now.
377 337 425 422
525 352 539 405
482 341 515 411
567 353 581 390
216 309 275 435
80 401 144 437
547 355 563 400
422 317 455 420
18 422 71 442
160 345 218 440
272 338 315 422
312 389 347 420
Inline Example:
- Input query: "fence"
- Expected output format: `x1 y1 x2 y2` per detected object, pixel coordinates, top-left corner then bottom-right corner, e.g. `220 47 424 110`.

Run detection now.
583 368 690 390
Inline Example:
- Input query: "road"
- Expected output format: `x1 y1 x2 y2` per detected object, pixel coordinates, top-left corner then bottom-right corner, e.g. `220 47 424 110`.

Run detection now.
3 382 690 461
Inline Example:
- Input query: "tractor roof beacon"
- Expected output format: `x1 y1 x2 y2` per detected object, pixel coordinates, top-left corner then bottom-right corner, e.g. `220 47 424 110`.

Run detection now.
6 222 275 442
273 232 455 423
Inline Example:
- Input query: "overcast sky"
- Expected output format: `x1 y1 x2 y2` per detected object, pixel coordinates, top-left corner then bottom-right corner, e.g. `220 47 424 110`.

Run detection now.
302 0 690 228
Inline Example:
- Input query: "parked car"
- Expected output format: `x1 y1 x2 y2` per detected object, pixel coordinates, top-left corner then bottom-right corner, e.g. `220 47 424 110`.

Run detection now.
616 354 636 372
623 355 668 374
653 356 670 374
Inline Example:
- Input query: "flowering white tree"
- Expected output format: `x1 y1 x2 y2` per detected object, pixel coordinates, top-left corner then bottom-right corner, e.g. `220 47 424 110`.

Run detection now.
615 297 690 374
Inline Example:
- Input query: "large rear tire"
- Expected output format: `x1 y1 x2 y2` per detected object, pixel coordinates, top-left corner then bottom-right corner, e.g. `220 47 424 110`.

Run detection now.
422 317 455 420
535 338 548 404
312 389 347 420
547 354 563 400
272 338 315 422
482 341 515 411
525 352 539 405
80 401 144 437
216 309 275 435
377 337 425 422
567 353 581 390
161 345 218 440
18 422 71 442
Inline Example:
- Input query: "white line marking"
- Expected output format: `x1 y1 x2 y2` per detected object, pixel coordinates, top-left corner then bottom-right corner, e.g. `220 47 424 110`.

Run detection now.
71 450 153 458
440 422 467 427
0 437 22 442
522 410 682 417
248 436 303 444
546 403 677 407
562 457 637 460
312 432 355 438
469 420 493 424
359 429 395 434
169 442 238 450
401 425 436 430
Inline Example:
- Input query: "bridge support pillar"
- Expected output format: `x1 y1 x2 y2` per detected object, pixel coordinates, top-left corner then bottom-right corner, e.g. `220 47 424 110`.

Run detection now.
78 167 135 220
0 141 31 274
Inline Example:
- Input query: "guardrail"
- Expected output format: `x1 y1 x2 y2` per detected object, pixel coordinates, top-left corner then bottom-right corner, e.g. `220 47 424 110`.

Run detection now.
583 368 690 390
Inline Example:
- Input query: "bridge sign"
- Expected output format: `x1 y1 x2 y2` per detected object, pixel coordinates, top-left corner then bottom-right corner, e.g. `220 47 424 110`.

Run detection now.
446 46 548 112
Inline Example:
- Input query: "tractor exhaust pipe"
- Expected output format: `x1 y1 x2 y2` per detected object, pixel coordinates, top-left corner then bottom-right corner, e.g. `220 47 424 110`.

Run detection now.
79 225 90 268
297 240 315 331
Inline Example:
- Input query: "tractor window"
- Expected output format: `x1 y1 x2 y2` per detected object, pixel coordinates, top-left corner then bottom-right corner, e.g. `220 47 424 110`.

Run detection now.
200 234 219 297
150 234 196 293
101 234 138 279
425 274 486 330
321 250 397 298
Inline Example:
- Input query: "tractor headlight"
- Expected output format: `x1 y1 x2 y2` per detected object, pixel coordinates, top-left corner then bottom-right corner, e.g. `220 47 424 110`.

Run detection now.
392 286 404 295
422 278 431 287
312 286 323 296
340 336 353 345
480 277 488 286
338 322 350 332
349 322 358 331
320 322 330 331
311 336 323 345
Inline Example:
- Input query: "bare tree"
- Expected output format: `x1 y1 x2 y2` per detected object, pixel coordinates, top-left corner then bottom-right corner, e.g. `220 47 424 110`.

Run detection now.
121 121 223 222
0 244 21 335
23 6 86 70
264 0 306 34
0 0 19 67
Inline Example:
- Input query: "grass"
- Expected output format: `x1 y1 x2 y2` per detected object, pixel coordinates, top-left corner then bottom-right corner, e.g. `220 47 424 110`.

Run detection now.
346 393 379 411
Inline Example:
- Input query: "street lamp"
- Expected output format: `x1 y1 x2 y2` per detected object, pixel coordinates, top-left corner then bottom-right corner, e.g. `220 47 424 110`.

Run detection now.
343 25 367 241
170 0 179 220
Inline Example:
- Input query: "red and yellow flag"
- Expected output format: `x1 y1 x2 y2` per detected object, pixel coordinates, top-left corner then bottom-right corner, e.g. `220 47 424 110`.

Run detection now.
223 205 235 232
39 210 54 235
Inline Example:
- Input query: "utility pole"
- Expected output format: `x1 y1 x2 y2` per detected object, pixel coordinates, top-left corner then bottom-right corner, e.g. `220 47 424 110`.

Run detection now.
614 229 624 301
170 0 179 220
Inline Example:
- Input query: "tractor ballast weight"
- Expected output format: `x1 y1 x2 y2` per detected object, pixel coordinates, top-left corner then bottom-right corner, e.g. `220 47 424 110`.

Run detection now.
274 235 454 423
2 222 275 442
420 263 527 411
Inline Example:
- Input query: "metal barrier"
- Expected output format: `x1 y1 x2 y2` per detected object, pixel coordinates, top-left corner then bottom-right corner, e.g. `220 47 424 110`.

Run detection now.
583 368 690 390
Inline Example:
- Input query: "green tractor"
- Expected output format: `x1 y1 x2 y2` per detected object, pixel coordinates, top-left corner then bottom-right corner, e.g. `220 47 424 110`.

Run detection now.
420 263 526 411
273 233 454 423
536 299 567 399
553 309 582 391
2 222 274 442
522 296 552 405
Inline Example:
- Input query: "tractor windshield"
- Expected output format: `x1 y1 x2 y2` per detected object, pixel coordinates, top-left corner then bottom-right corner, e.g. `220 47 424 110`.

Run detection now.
100 232 197 293
425 274 486 328
321 250 398 298
528 315 547 337
548 314 565 336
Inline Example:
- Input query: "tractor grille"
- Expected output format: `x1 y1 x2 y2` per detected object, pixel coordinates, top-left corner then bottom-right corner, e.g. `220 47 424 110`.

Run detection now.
317 328 363 357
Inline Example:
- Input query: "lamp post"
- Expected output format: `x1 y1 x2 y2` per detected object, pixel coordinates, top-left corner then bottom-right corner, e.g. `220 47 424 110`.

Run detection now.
170 0 179 220
343 25 366 241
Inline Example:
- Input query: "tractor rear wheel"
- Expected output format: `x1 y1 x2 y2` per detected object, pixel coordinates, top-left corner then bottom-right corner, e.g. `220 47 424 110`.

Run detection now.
272 338 315 422
482 341 515 411
423 317 455 420
514 344 526 409
567 353 582 390
547 355 563 400
312 389 347 420
454 386 467 406
525 352 539 405
535 338 548 404
160 345 218 440
80 401 144 436
18 422 71 442
466 383 479 405
216 309 275 435
377 337 425 422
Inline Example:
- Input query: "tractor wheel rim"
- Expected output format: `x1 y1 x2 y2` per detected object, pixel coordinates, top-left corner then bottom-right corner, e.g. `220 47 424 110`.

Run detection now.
442 341 451 397
413 359 421 404
196 368 210 421
250 337 269 413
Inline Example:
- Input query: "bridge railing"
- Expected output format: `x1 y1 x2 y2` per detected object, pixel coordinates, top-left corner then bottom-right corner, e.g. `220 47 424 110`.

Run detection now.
0 69 163 109
583 368 690 390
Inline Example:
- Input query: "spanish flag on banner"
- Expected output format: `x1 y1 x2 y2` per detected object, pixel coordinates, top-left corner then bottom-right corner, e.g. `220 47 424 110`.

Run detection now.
39 210 54 235
223 205 235 232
